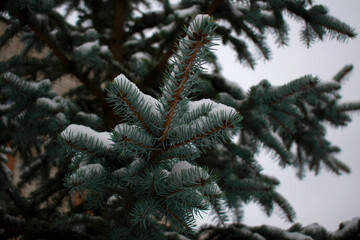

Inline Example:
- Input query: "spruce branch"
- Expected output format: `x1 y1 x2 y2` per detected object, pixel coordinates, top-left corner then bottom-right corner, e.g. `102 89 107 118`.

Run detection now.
314 81 341 93
116 92 152 134
209 198 227 227
112 124 155 158
12 10 108 108
161 203 193 231
0 21 24 50
160 39 208 142
336 102 360 113
107 74 158 135
142 1 225 91
60 124 112 158
1 72 52 98
167 115 239 151
63 139 103 159
216 25 256 68
0 1 359 239
61 14 240 232
159 16 217 143
267 75 319 105
11 11 68 65
333 64 354 82
162 182 206 198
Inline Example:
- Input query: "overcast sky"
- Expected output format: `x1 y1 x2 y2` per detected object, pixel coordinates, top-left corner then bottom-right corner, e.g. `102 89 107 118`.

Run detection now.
197 0 360 231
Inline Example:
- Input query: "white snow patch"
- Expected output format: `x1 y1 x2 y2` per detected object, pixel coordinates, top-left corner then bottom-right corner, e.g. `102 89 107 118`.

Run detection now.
232 8 244 18
187 99 235 116
303 223 322 232
123 39 140 47
114 74 132 88
61 124 112 149
210 101 235 115
75 40 99 53
260 10 275 22
35 14 48 22
283 232 313 240
50 28 58 36
160 22 176 33
143 94 160 117
188 14 211 32
36 97 61 111
133 52 151 61
170 161 210 182
332 217 360 238
303 102 315 120
0 103 14 111
3 72 51 91
176 6 199 18
100 45 110 54
77 112 100 122
107 194 120 204
80 163 103 174
114 74 160 117
171 161 195 175
187 99 213 112
81 19 92 28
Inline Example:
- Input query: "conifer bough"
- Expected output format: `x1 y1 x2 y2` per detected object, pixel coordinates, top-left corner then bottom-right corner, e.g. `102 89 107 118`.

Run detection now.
0 0 360 239
62 14 241 235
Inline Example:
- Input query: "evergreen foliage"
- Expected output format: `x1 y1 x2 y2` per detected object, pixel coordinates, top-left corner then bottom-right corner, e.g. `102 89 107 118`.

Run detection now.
0 0 359 239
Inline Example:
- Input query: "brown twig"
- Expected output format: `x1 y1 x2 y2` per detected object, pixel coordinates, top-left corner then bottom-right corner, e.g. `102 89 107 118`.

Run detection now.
165 120 234 153
109 0 125 63
151 120 234 164
160 32 208 143
65 140 103 158
116 91 152 135
120 136 154 150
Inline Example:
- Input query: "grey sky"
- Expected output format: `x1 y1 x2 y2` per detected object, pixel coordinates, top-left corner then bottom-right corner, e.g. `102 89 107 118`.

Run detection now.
208 0 360 231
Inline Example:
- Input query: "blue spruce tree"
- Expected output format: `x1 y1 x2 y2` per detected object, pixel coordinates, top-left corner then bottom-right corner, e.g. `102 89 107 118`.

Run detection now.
0 1 359 239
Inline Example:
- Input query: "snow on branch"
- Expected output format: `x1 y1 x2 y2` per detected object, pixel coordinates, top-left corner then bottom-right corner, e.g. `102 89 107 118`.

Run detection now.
61 124 112 157
107 74 160 135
